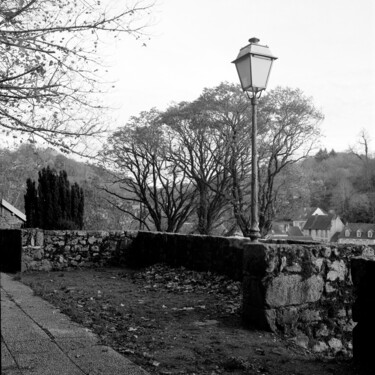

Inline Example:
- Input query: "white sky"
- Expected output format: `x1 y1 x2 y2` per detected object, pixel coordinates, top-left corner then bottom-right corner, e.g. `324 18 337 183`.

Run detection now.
102 0 375 153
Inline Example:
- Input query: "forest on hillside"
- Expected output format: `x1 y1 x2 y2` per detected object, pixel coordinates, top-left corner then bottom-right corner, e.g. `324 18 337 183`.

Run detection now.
0 145 135 230
1 142 374 233
280 148 375 223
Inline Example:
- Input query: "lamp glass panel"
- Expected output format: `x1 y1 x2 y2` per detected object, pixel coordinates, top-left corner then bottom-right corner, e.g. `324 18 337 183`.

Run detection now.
235 56 252 90
250 55 273 89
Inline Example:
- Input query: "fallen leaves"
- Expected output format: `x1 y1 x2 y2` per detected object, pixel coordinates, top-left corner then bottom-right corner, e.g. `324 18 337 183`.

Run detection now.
129 264 242 315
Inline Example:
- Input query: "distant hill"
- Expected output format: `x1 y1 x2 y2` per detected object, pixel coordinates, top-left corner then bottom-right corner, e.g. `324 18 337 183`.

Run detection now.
1 145 374 231
0 144 137 230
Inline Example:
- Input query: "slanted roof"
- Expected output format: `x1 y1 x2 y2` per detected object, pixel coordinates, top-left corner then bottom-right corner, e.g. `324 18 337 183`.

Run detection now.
1 199 26 222
294 207 327 221
330 232 340 243
303 214 333 231
288 226 304 237
338 223 375 240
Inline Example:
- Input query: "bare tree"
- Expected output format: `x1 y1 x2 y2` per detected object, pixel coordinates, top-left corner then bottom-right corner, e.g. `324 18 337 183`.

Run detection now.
255 87 323 234
189 83 252 235
349 129 373 189
101 110 196 232
0 0 154 154
162 97 232 235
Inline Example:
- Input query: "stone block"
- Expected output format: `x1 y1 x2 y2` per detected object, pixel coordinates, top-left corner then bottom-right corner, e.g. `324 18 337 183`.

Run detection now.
313 258 324 272
328 338 343 353
285 264 302 273
88 237 96 245
279 256 287 272
325 282 336 293
300 309 321 322
327 260 347 281
35 230 44 246
294 331 309 349
316 324 329 337
278 307 298 326
34 249 44 260
313 341 328 353
322 247 331 258
265 274 324 307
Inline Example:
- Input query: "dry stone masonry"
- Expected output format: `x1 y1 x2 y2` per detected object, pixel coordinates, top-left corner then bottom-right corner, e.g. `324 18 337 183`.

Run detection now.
242 242 374 357
19 229 375 358
21 229 138 272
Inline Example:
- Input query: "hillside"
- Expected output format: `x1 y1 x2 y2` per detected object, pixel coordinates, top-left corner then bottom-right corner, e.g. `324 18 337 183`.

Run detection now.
1 145 374 231
0 145 136 230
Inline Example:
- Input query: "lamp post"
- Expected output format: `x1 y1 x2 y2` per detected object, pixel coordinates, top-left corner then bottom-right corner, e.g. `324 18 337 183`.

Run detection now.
232 37 277 241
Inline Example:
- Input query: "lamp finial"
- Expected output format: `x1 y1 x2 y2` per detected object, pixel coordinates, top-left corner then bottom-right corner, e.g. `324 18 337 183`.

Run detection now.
249 37 260 44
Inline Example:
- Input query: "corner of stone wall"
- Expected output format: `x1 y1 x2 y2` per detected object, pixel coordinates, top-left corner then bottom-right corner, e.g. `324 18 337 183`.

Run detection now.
242 243 271 329
242 242 372 357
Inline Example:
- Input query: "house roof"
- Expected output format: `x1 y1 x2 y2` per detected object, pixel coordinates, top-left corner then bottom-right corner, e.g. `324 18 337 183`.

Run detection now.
288 226 304 237
1 199 26 222
303 214 333 231
330 232 340 243
338 223 375 239
294 207 327 221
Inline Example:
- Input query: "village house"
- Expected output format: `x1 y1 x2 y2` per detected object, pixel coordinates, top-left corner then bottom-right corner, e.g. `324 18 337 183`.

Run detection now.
266 221 313 241
302 212 344 242
0 198 26 229
337 223 375 247
293 207 327 231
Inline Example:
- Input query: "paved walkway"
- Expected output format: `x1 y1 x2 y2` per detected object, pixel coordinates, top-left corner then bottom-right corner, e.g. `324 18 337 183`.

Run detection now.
1 273 149 375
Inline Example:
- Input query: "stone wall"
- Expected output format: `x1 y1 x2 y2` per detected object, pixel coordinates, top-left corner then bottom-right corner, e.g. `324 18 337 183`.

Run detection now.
21 230 247 278
21 229 138 272
119 231 250 281
242 243 374 357
20 229 375 357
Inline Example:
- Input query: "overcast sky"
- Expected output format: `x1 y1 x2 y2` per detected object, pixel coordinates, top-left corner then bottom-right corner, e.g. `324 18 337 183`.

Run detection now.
102 0 375 153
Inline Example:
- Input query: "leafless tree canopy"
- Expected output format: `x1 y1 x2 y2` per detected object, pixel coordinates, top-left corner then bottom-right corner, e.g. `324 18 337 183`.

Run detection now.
100 83 324 236
0 0 153 154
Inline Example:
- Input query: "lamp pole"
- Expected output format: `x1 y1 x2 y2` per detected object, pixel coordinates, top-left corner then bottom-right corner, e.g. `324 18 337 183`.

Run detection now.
249 94 260 241
232 37 277 242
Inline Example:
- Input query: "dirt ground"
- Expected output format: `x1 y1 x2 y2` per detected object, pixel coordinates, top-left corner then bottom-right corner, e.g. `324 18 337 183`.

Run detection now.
19 266 359 375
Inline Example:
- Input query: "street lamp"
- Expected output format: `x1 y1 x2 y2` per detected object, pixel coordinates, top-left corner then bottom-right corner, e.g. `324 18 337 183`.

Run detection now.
232 37 277 241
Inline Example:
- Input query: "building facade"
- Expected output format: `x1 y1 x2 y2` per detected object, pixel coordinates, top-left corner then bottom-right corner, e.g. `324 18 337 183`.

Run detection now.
302 213 344 242
0 199 26 229
338 223 375 246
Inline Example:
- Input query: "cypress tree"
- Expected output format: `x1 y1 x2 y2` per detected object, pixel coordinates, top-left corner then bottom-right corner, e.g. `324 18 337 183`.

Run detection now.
58 170 71 223
24 178 38 227
77 185 84 229
71 182 80 228
26 167 84 230
38 166 59 229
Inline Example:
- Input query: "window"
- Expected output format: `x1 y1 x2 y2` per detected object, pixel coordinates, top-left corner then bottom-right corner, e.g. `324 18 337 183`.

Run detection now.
357 230 362 238
345 229 350 237
369 231 373 238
